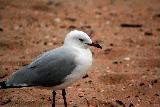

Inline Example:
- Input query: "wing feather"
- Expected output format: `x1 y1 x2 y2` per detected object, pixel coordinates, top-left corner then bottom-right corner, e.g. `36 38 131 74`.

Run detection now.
6 47 77 87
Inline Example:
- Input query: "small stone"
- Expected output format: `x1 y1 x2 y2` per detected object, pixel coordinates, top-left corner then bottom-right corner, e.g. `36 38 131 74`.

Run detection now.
67 25 77 30
45 35 50 39
126 96 130 98
88 80 92 83
73 105 78 107
144 32 152 36
78 95 83 98
155 93 159 96
0 27 3 32
129 103 134 107
135 95 139 97
129 83 133 86
154 79 158 83
110 43 114 46
156 28 160 32
40 97 45 100
48 97 51 101
60 25 67 28
48 42 53 46
75 83 80 87
44 42 47 45
106 67 110 70
65 17 76 22
105 102 117 107
113 61 118 64
139 83 145 86
5 68 8 70
149 84 153 88
100 89 104 92
115 100 125 106
124 57 130 61
54 18 61 23
82 74 89 79
14 25 20 30
106 70 111 73
92 96 96 99
106 20 110 25
126 64 129 66
104 48 112 54
68 86 73 89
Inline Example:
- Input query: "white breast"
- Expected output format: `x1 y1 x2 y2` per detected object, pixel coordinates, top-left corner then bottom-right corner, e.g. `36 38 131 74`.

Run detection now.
52 48 92 90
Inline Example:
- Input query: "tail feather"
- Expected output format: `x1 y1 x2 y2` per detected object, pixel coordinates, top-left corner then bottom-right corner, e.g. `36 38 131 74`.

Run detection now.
0 81 7 89
0 81 23 89
0 81 35 89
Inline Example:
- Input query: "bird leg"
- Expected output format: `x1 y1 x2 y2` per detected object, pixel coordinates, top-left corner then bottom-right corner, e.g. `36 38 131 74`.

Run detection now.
62 89 67 107
52 91 56 107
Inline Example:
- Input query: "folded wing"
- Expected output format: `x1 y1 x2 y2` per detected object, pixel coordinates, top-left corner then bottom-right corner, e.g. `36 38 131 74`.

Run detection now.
6 47 77 87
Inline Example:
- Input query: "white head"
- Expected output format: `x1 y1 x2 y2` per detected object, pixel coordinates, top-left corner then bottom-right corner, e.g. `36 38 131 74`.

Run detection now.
64 30 102 49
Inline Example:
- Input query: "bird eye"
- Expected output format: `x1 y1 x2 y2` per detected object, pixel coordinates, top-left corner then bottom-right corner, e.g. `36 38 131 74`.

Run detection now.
79 38 84 42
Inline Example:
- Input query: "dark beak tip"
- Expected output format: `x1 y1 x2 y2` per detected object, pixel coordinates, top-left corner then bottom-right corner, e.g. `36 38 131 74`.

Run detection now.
97 44 102 49
90 43 102 49
99 45 102 49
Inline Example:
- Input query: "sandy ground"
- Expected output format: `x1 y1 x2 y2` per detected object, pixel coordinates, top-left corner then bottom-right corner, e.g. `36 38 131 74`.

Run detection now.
0 0 160 107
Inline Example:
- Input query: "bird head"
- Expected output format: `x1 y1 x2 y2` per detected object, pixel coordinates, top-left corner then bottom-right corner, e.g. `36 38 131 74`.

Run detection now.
64 30 102 49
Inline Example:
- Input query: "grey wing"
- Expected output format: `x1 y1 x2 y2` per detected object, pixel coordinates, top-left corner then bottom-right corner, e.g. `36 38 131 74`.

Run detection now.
6 48 77 87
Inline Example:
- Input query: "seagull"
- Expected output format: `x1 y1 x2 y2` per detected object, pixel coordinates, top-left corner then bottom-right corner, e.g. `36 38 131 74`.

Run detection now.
0 30 102 107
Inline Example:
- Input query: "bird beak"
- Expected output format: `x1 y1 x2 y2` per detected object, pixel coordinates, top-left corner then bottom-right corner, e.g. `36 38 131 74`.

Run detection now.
88 43 102 49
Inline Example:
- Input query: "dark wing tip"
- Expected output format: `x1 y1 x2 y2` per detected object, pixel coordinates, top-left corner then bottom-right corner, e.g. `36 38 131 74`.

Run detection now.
0 81 6 89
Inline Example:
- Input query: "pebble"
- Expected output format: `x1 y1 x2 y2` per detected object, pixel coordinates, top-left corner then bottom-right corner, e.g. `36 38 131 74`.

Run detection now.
67 25 77 30
144 32 153 36
126 64 130 66
106 20 111 25
129 103 134 107
149 84 153 88
100 89 104 92
109 43 114 46
106 67 110 70
139 83 145 86
65 17 76 22
45 35 50 39
106 70 111 73
48 42 53 46
124 57 130 61
14 25 20 30
68 86 73 89
0 27 3 32
104 48 112 54
155 93 159 96
44 42 47 45
156 28 160 32
54 18 61 23
82 74 89 79
115 100 125 106
113 61 118 64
